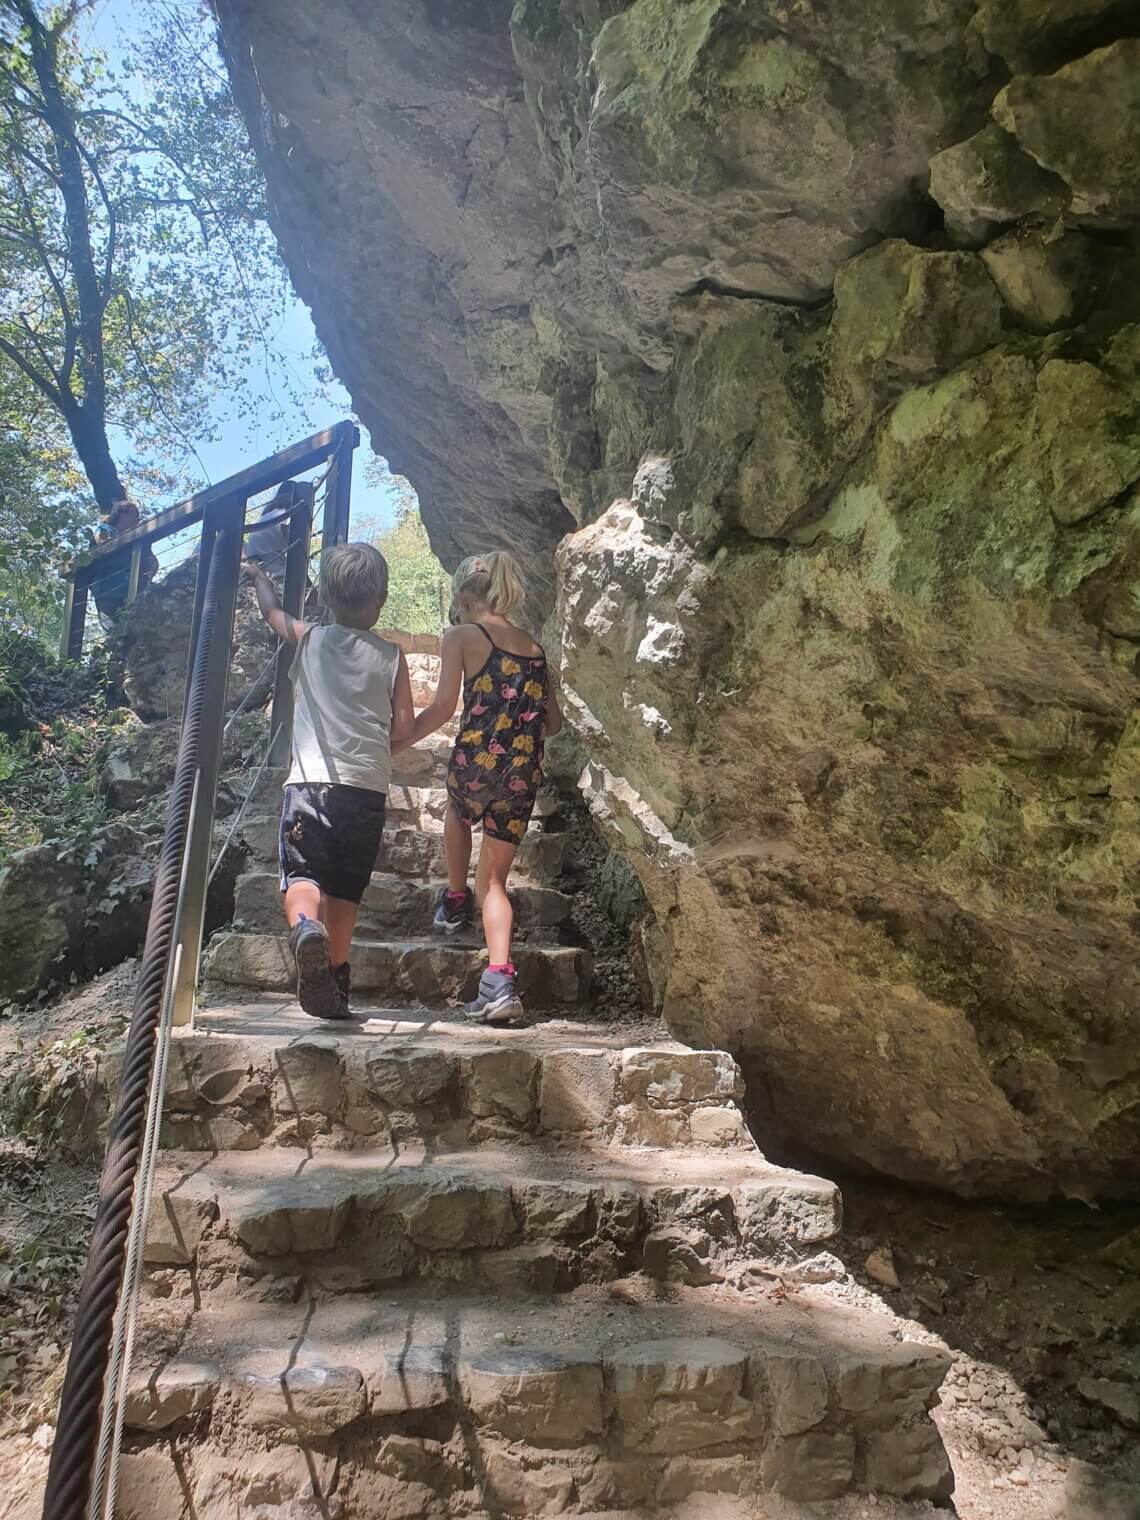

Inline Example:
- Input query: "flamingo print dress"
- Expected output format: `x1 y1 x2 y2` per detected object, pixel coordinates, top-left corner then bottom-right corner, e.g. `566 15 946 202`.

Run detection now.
445 625 549 842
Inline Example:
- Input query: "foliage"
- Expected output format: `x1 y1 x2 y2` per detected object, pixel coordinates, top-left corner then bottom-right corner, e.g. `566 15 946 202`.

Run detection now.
372 475 449 635
0 423 86 648
0 0 302 515
0 632 124 862
0 1023 109 1154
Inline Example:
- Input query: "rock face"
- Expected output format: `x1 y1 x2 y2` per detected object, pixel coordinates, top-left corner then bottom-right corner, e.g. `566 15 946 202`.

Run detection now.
110 558 279 723
215 0 1140 1199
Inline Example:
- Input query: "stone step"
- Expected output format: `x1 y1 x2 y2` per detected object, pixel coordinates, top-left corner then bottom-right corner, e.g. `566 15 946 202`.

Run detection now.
384 781 449 830
152 1012 755 1154
238 814 571 882
118 1288 952 1514
202 932 591 1007
232 871 573 940
146 1143 842 1293
376 824 571 883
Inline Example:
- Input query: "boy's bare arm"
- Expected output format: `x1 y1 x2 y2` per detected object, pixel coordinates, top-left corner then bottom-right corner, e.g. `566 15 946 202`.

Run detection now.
244 561 307 644
389 650 416 753
397 627 465 751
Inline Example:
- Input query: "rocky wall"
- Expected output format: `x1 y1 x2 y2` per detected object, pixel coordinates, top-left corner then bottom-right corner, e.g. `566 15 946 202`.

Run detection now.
214 0 1140 1198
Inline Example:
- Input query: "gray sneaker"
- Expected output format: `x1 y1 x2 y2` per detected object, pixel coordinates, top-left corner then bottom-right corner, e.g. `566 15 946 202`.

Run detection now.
287 916 341 1021
463 967 524 1025
433 887 474 933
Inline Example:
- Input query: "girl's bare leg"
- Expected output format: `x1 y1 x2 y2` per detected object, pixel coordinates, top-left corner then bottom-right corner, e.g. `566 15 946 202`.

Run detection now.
475 834 518 966
444 802 473 893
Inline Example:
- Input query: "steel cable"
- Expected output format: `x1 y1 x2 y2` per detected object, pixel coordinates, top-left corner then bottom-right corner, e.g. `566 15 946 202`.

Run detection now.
40 533 228 1520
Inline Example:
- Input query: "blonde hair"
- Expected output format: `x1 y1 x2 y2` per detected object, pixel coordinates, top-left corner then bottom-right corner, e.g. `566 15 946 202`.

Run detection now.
321 542 389 621
452 551 524 616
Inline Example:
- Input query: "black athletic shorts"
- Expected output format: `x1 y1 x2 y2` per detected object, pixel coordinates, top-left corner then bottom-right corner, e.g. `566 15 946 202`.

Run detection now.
278 782 386 904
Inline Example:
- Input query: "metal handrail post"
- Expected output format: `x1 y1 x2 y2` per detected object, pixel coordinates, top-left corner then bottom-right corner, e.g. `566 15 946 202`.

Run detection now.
125 545 141 606
267 494 313 769
183 523 217 704
170 512 245 1027
60 578 79 660
321 422 357 558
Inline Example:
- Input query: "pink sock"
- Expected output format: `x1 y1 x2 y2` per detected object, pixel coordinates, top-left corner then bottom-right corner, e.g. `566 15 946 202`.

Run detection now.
488 962 515 976
445 889 467 904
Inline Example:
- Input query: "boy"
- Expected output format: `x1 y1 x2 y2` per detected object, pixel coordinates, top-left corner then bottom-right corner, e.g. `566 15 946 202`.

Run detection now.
245 542 414 1020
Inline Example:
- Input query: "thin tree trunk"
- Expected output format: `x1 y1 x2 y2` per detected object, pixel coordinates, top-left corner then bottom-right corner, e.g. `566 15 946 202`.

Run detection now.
62 398 125 510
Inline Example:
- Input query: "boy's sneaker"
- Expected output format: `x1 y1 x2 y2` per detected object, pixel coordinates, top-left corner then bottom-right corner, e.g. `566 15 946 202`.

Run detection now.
332 961 352 1021
287 916 341 1021
463 967 523 1026
433 887 474 933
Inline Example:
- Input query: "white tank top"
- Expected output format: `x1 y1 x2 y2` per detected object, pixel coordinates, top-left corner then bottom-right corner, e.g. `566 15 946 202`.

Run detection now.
285 624 400 794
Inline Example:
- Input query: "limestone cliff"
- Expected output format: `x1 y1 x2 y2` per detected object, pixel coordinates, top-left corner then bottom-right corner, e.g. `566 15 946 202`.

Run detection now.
214 0 1140 1199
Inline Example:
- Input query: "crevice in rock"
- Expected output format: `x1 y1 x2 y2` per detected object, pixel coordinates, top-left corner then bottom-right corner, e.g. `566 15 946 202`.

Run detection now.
677 276 832 312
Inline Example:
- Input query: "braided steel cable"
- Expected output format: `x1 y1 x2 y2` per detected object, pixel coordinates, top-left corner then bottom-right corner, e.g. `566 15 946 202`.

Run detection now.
40 535 229 1520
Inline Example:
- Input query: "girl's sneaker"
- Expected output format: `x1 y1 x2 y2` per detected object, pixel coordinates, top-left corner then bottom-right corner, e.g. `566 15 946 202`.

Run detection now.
287 916 340 1021
433 887 474 933
463 967 524 1025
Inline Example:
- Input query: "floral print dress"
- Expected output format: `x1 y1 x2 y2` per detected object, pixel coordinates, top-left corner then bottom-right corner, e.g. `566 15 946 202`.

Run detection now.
445 626 549 842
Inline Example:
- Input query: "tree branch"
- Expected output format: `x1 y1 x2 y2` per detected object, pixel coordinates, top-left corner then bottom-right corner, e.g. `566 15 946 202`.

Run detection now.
6 154 76 350
14 0 105 412
16 308 58 373
120 286 211 483
74 137 115 303
0 327 62 407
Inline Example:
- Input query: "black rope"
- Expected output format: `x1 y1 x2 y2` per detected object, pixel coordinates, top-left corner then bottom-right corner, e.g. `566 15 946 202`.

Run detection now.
40 533 228 1520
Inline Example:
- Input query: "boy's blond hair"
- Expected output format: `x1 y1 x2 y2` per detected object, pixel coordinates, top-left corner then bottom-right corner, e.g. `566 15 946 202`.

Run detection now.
452 551 524 616
322 542 389 622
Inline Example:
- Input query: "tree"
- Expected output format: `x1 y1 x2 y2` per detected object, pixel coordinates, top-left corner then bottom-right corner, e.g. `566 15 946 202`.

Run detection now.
371 464 449 635
0 0 297 510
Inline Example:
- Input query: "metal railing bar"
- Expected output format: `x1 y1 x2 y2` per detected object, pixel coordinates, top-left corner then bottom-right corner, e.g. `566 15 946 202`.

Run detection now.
67 421 355 589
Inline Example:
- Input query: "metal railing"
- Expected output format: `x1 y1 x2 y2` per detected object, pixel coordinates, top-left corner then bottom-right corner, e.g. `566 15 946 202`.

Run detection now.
43 422 358 1520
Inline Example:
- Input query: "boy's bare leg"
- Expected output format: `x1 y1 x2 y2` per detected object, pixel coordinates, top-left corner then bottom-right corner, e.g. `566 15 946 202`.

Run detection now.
475 836 517 967
283 880 321 927
283 879 342 1021
323 896 359 968
444 803 473 892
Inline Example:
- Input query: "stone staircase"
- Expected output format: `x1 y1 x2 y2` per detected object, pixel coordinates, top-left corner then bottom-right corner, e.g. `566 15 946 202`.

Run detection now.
115 655 954 1517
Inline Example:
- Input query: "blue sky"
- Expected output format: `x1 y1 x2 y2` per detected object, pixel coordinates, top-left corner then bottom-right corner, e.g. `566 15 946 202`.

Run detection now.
82 0 404 572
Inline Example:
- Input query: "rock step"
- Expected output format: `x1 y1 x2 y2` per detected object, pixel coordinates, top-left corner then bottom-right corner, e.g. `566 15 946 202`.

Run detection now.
232 871 573 940
119 1288 952 1514
376 823 571 883
147 1144 841 1293
155 1016 753 1153
203 932 590 1006
237 817 571 884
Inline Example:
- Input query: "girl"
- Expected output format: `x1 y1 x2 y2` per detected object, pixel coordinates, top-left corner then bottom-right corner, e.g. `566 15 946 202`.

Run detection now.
404 551 561 1023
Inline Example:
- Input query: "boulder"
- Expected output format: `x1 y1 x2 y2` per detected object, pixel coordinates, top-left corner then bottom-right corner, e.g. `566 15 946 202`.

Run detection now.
212 1 1140 1201
109 556 279 723
99 709 267 813
0 824 155 1003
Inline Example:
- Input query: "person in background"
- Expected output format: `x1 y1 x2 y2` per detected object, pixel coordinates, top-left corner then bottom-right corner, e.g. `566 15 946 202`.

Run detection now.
244 542 415 1021
88 499 158 630
245 480 311 582
396 550 561 1025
